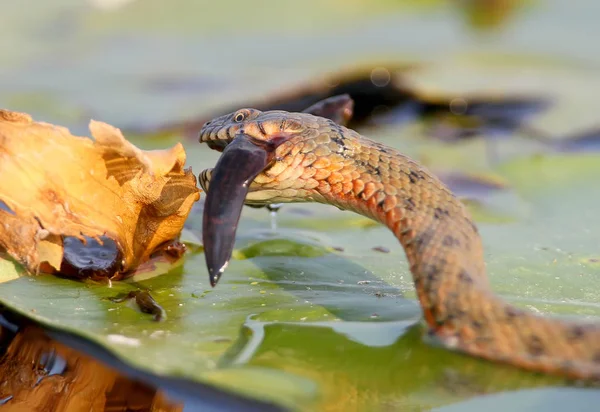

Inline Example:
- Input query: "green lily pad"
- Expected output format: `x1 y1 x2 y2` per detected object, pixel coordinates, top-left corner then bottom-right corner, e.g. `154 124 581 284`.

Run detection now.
0 252 25 284
235 238 331 260
1 144 600 410
2 2 600 408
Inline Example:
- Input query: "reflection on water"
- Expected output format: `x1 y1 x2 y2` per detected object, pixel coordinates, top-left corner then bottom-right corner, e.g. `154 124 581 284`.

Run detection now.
0 314 284 412
0 323 181 411
219 317 600 411
3 310 597 412
2 0 600 411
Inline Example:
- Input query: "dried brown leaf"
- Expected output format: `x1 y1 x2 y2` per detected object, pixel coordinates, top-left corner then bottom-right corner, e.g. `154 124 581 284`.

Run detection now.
0 109 200 278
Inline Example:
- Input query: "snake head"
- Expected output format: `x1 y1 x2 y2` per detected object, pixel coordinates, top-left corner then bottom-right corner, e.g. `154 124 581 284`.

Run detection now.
198 99 353 286
198 108 262 152
198 96 354 200
198 109 313 204
198 109 312 286
198 94 354 156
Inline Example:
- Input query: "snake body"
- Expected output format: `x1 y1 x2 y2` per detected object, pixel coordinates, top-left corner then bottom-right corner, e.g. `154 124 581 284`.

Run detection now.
199 108 600 381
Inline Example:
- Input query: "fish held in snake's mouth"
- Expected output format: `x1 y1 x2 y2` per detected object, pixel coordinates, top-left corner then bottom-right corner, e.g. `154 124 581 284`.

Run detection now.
199 131 291 287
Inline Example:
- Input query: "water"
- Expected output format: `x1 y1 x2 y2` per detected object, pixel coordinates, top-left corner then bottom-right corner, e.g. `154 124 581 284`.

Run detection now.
2 1 600 411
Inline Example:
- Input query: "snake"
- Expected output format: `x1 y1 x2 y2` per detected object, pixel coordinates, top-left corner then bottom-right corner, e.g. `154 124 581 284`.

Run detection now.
197 106 600 382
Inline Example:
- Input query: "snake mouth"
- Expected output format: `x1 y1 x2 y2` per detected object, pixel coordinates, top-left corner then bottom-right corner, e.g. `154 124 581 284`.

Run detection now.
206 140 229 152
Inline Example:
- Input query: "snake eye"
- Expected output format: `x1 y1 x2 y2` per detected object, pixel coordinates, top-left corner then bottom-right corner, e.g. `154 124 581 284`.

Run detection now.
233 112 246 122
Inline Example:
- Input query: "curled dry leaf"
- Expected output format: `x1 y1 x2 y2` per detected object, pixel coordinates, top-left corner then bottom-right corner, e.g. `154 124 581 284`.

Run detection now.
0 109 200 278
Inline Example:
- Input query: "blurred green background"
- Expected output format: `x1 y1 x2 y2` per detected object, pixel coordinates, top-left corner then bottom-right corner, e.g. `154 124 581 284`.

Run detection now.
1 0 597 132
2 1 600 411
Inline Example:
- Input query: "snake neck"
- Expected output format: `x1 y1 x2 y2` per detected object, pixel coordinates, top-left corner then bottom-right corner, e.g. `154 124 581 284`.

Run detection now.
294 128 489 322
281 126 600 380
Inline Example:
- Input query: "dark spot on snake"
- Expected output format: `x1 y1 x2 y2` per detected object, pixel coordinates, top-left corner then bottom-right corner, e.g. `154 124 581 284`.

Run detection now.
331 135 346 148
458 270 473 284
445 292 461 315
472 320 483 329
435 320 446 327
445 313 457 322
463 240 472 252
443 235 460 247
357 160 381 176
434 207 450 219
593 351 600 364
409 170 423 181
505 306 520 320
405 197 416 211
413 230 434 251
468 219 479 234
423 264 439 283
567 325 586 342
331 123 350 152
527 335 545 356
330 121 343 133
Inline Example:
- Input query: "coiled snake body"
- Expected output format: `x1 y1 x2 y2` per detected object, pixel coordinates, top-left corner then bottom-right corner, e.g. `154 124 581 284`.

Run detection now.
199 108 600 381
